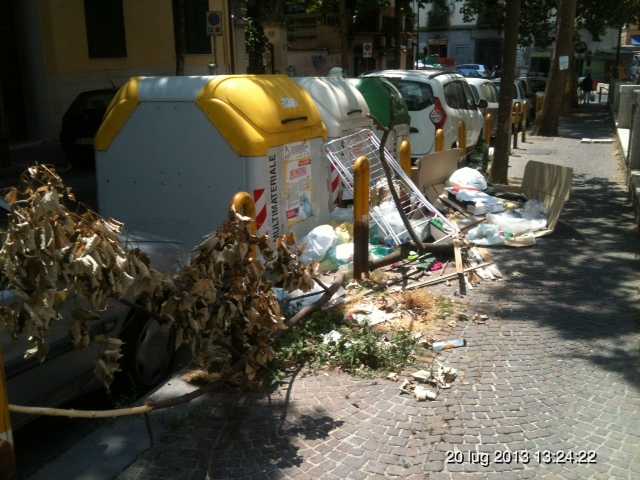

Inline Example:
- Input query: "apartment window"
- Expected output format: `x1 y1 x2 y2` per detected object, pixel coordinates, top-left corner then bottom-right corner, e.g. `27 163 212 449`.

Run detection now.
84 0 127 58
184 0 211 54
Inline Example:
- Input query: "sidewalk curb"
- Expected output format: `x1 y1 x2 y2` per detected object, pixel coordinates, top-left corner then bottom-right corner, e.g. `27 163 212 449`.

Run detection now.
26 375 201 480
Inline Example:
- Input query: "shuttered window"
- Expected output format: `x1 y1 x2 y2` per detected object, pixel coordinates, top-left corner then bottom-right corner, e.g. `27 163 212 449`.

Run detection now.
84 0 127 58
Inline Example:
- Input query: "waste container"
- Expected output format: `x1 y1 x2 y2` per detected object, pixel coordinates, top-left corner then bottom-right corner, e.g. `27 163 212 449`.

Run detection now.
95 75 328 247
294 76 372 204
346 76 411 157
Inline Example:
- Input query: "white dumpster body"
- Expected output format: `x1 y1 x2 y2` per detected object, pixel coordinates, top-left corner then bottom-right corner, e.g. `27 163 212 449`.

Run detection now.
95 75 329 248
294 76 372 203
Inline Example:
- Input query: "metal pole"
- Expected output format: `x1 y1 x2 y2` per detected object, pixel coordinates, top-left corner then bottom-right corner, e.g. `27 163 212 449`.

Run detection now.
484 113 493 145
512 102 520 150
0 352 16 480
435 128 445 152
458 120 466 153
521 102 527 143
399 139 412 176
353 156 370 281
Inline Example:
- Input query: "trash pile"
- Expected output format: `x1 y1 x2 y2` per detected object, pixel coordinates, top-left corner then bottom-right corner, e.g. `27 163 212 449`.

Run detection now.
444 167 550 246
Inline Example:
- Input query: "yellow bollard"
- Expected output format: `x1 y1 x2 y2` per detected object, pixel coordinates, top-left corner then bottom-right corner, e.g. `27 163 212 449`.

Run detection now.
0 352 16 480
512 102 521 150
521 102 528 143
353 156 370 281
230 192 257 258
484 113 493 145
458 120 467 153
399 139 411 176
435 128 445 152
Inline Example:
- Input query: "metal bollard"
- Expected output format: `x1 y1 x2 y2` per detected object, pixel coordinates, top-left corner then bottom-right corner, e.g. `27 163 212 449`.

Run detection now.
399 139 412 177
458 120 467 153
512 102 521 150
353 156 370 281
435 128 445 152
0 352 16 480
230 192 257 257
521 102 528 143
484 113 493 145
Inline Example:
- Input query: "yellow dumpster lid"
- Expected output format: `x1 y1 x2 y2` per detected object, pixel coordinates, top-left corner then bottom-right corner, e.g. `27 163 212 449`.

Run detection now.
95 75 327 156
197 75 327 156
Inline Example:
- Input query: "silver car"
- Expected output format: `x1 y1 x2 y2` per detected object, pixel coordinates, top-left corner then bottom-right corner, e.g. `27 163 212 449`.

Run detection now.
1 212 187 428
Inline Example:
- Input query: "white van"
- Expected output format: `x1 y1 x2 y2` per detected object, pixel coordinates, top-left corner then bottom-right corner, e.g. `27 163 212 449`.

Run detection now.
363 70 485 158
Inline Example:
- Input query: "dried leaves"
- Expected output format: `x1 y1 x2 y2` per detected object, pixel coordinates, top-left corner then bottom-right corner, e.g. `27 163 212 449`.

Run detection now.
0 165 161 380
0 165 316 388
144 213 315 386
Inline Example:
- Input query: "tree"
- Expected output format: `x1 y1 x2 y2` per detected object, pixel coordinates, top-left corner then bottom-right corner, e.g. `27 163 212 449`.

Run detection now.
491 0 521 184
536 0 577 136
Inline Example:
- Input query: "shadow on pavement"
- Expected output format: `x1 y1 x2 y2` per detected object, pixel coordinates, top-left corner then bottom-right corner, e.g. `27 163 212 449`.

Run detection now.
486 105 640 391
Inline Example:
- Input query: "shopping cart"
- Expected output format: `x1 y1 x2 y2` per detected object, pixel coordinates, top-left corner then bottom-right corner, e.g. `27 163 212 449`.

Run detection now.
324 129 458 246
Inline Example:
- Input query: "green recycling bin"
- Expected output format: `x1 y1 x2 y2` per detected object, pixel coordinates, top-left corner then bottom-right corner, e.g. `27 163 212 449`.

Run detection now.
347 77 411 158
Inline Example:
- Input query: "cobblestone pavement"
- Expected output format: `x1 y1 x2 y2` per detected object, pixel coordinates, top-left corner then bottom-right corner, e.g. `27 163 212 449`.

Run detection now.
117 105 640 480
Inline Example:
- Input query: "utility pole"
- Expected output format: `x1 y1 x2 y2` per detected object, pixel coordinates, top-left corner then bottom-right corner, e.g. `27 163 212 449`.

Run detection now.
490 0 521 184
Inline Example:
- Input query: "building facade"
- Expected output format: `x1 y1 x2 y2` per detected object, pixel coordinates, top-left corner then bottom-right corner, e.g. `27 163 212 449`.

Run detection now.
414 0 503 69
7 0 242 142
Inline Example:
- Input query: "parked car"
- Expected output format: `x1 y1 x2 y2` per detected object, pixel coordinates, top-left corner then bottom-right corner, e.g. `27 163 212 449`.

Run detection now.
1 199 187 428
363 70 485 158
492 78 529 128
465 77 499 138
518 76 547 121
456 64 490 78
60 89 117 166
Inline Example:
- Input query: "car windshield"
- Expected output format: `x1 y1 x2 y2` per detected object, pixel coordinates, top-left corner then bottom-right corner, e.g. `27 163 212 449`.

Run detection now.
480 83 497 103
385 79 434 111
470 84 481 104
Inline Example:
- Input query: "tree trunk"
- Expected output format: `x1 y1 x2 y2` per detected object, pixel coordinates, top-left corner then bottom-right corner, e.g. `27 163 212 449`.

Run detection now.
536 0 577 136
490 0 521 184
172 0 186 75
562 64 578 113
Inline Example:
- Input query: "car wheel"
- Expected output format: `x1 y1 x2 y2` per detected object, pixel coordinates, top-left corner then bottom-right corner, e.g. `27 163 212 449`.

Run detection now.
118 313 175 390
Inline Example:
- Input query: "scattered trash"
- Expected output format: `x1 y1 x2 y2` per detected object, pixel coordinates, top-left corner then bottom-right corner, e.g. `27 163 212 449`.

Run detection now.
414 384 438 401
432 338 466 352
387 372 399 382
410 369 431 383
322 330 343 345
448 167 488 191
300 224 338 263
431 361 458 389
580 138 613 143
347 305 397 326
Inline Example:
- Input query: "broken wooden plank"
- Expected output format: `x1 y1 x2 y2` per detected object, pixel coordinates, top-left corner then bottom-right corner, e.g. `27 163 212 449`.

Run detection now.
453 239 466 295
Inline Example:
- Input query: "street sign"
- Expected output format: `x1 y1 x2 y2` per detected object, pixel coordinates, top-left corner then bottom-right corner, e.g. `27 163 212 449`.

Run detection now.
206 11 223 36
362 42 373 58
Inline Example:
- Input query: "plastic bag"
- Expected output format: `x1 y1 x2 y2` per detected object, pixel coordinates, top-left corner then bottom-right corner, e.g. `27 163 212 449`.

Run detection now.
330 206 353 224
448 167 487 191
335 223 353 244
300 225 337 263
466 224 505 245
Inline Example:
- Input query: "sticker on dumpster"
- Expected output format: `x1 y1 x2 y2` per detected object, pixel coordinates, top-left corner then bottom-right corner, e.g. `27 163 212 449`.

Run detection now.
284 141 313 226
280 97 299 109
267 153 281 238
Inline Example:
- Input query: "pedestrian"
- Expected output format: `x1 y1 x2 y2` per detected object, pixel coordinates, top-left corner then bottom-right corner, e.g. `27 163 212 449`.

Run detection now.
581 72 593 104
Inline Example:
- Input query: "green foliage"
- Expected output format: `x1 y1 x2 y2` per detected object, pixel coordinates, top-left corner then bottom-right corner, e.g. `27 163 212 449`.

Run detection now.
458 0 640 47
272 309 417 379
